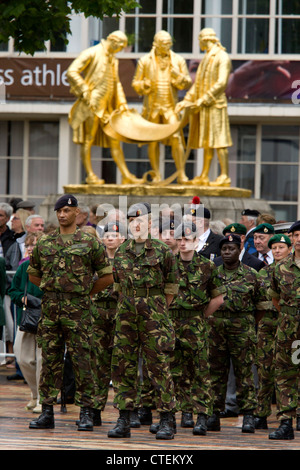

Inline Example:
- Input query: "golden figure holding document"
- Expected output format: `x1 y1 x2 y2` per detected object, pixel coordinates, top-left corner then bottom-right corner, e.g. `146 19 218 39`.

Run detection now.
67 31 143 185
132 30 192 184
176 28 233 187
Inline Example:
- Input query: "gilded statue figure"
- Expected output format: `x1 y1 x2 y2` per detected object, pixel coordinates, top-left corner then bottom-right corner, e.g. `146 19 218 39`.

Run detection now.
132 30 192 184
67 31 143 185
176 28 233 187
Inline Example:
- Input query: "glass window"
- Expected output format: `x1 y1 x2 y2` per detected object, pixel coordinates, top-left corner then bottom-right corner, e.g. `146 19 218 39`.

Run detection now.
29 122 59 158
276 19 300 54
136 0 157 14
238 18 269 53
239 0 270 14
229 126 256 162
125 17 156 52
270 203 297 222
277 0 300 15
203 0 233 14
163 0 194 14
261 164 298 201
200 18 232 52
162 18 193 52
261 126 299 163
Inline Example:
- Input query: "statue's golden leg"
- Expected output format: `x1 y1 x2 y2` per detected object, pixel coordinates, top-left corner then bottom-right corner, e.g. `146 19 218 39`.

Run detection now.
82 117 105 184
110 139 145 184
191 148 213 186
210 148 231 187
147 141 162 182
171 134 189 184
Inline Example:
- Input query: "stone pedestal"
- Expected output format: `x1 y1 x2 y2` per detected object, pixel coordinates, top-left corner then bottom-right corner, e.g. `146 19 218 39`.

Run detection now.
40 184 272 225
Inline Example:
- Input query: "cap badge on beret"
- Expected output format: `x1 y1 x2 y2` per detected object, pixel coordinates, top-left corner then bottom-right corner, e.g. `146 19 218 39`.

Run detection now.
185 227 191 235
113 224 119 232
264 227 268 233
190 208 196 215
229 235 233 241
68 198 72 205
280 236 285 242
230 227 235 232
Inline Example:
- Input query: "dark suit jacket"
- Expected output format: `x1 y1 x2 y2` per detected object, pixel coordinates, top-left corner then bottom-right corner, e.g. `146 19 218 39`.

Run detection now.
197 230 223 260
213 249 265 271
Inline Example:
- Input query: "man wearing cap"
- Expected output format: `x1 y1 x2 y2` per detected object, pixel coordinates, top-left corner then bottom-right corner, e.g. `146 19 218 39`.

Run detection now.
214 223 265 272
27 194 113 432
108 202 179 440
268 221 300 440
91 221 125 426
254 234 292 431
207 234 265 434
167 221 224 436
252 223 275 265
16 200 36 214
240 209 261 254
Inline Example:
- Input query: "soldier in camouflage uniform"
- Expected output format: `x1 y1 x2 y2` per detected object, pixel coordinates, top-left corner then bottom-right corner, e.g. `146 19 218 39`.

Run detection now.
207 234 266 433
91 221 125 425
268 221 300 440
169 221 224 436
27 194 113 431
108 202 179 440
254 234 292 430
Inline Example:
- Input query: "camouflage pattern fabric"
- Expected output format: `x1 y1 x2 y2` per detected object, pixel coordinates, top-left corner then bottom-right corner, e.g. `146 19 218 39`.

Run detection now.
207 262 266 414
111 236 178 412
27 227 112 407
269 253 300 420
254 263 279 418
169 252 224 416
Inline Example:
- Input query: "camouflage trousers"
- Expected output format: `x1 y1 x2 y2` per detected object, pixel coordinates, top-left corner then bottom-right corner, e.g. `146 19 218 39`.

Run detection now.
111 295 176 412
90 303 116 410
254 311 278 418
207 312 257 414
170 312 212 416
36 294 95 408
274 311 300 420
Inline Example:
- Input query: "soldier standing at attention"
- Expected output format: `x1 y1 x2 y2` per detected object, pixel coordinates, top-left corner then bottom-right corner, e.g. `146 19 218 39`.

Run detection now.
27 194 113 431
207 234 265 434
169 221 224 435
108 202 178 440
268 221 300 440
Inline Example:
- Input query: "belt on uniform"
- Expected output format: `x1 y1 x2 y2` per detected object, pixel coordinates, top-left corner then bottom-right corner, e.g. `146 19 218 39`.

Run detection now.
170 309 202 318
213 310 255 318
96 300 117 309
121 287 163 297
44 292 84 300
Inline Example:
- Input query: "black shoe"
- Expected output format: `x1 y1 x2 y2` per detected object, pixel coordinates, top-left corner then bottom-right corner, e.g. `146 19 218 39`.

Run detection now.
269 419 294 440
242 414 255 433
77 407 93 431
150 414 177 434
7 373 24 381
220 409 239 418
254 416 268 429
29 404 55 429
108 411 131 438
207 413 221 431
138 406 153 425
76 408 101 426
296 416 300 431
130 409 141 428
181 412 194 428
156 412 174 440
193 413 207 436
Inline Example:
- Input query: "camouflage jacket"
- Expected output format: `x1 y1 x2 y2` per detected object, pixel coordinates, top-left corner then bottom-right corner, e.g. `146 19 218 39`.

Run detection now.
113 236 178 295
215 262 266 314
257 262 278 313
27 227 112 295
269 253 300 311
169 251 224 313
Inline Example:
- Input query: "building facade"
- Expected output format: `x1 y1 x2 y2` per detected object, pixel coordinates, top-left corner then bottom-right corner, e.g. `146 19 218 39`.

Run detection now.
0 0 300 221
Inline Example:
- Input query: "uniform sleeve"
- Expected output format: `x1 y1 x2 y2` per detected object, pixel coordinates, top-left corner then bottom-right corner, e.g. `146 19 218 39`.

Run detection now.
163 249 179 295
209 264 226 298
268 265 281 300
27 244 42 278
92 240 113 278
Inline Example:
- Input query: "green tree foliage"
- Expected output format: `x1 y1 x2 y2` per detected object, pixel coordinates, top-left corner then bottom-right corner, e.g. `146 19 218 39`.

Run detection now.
0 0 140 55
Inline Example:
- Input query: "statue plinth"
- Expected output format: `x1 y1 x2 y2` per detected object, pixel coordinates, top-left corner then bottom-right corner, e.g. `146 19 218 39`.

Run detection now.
63 183 252 199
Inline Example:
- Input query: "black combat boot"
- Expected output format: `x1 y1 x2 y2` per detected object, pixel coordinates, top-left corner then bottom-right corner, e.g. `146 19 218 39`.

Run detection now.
193 413 207 435
296 416 300 431
29 404 55 429
254 416 268 429
150 413 177 434
207 412 221 431
181 412 194 428
77 407 93 431
242 413 255 433
138 406 153 425
156 412 174 440
76 408 101 426
107 410 131 438
269 419 294 440
130 409 141 428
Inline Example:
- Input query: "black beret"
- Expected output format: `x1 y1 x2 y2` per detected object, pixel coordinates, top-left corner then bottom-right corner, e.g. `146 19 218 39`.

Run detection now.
252 223 274 235
241 209 261 217
54 194 78 211
187 206 210 219
219 234 241 248
174 222 197 239
223 223 247 236
289 220 300 233
103 221 125 235
160 217 180 233
127 202 151 218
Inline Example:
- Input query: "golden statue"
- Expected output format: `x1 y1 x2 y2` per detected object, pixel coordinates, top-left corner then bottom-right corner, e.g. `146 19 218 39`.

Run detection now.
67 31 143 185
176 28 233 187
132 30 192 184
